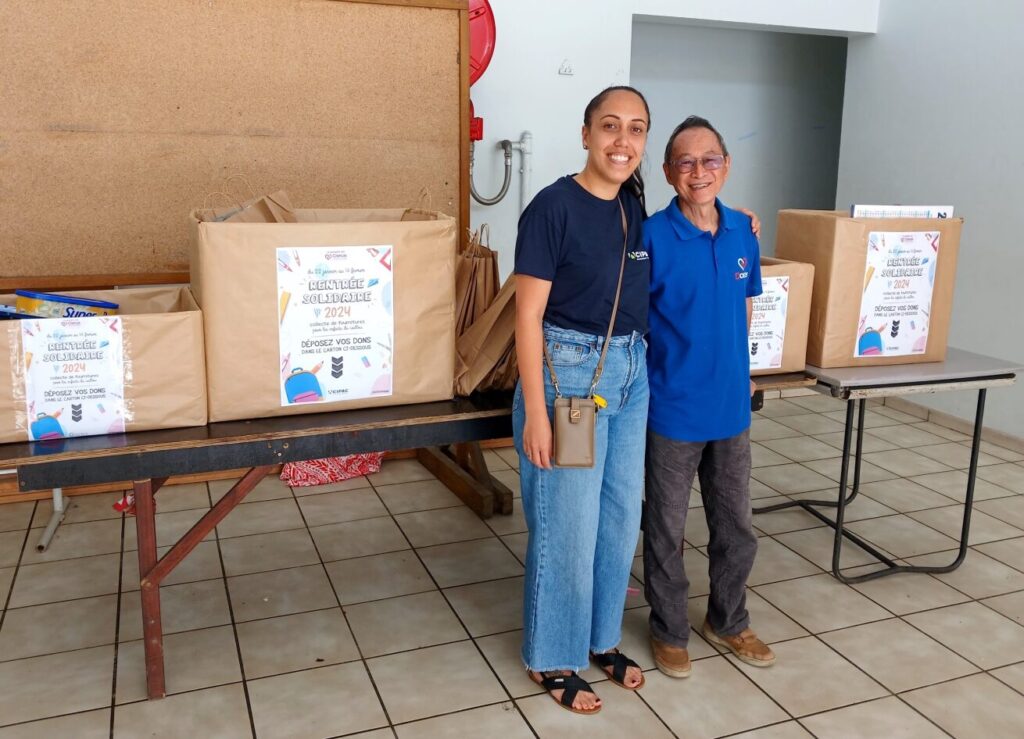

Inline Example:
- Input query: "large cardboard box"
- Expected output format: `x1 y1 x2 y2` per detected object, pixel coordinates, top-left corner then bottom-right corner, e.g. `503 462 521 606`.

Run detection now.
749 257 814 376
0 286 207 443
191 208 457 422
775 210 963 368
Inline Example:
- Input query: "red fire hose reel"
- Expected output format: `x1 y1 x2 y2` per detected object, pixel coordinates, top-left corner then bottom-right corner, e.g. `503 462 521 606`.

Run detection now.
468 0 495 141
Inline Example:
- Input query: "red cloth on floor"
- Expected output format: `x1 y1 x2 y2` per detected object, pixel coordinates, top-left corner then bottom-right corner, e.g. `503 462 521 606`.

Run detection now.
280 453 384 487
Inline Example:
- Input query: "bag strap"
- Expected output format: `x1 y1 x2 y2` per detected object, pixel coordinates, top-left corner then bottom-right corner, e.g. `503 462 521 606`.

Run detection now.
544 197 629 399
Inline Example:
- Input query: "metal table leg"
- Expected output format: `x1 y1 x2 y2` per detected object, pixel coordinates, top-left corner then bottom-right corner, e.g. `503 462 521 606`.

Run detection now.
35 487 67 552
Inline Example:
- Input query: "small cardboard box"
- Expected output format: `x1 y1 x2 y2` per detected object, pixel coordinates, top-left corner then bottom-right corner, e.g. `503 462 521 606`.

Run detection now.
775 210 963 368
0 286 208 443
749 257 814 376
191 207 457 423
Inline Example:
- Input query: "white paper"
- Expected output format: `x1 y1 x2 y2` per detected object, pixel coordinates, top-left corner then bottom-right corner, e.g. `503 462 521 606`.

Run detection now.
749 275 790 371
851 204 954 219
277 246 395 406
21 316 126 440
856 231 939 358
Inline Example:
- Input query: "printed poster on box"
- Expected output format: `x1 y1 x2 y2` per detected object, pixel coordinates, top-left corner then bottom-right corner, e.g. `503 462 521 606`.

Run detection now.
276 245 395 406
20 316 127 440
856 231 938 358
749 276 790 371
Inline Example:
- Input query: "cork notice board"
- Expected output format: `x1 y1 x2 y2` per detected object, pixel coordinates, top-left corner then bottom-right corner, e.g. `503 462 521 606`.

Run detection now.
0 0 469 288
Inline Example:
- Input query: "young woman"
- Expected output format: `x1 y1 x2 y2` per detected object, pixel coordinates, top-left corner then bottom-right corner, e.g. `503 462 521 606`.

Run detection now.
513 86 651 715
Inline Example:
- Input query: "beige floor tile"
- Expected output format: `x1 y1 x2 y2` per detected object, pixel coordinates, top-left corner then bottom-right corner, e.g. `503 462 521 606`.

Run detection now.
757 399 809 418
0 502 35 534
977 462 1024 494
786 394 848 413
977 495 1024 530
913 442 1002 469
902 673 1024 739
868 423 951 448
788 491 897 523
905 601 1024 669
862 449 953 477
19 518 122 565
518 681 673 738
911 505 1022 545
909 469 1016 502
873 406 927 423
0 594 116 661
346 730 394 738
0 708 110 739
346 591 467 658
368 459 436 487
485 505 528 536
491 468 521 498
728 723 813 739
821 409 903 429
761 436 841 463
10 553 120 607
219 528 320 577
236 607 359 679
912 548 1024 599
148 482 212 512
31 492 123 527
418 538 524 589
0 645 113 727
755 574 890 634
375 479 464 515
493 447 520 470
799 457 900 485
121 539 224 592
249 662 387 739
907 421 970 442
974 536 1024 572
311 516 410 562
821 618 976 692
751 442 793 467
752 463 836 495
967 440 1024 462
113 683 250 739
296 487 388 527
123 508 211 551
991 661 1024 693
733 636 887 716
852 571 969 615
116 625 241 704
858 477 958 512
752 497 827 536
368 641 506 724
747 537 821 586
290 475 372 497
214 498 305 539
751 417 805 441
0 567 13 607
475 630 543 698
396 701 532 739
750 477 781 499
846 514 958 558
119 579 232 641
444 577 523 637
394 507 493 548
501 532 529 564
209 475 294 503
227 564 336 623
482 448 513 471
982 590 1024 626
773 526 886 572
326 550 434 605
813 429 899 453
776 413 847 436
799 696 946 738
639 656 786 737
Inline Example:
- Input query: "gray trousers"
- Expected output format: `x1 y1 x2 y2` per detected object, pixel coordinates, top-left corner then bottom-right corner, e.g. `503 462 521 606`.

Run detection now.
643 428 757 647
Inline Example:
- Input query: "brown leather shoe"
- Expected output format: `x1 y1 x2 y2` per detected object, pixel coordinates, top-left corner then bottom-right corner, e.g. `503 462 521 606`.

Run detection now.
701 621 776 667
650 636 691 678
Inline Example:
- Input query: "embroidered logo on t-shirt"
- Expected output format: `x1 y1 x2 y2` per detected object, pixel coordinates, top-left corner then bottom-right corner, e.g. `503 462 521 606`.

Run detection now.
628 250 650 261
735 256 749 280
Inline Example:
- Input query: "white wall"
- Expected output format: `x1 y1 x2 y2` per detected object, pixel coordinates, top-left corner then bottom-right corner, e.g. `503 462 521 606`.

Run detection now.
469 1 879 279
836 0 1024 438
630 22 847 254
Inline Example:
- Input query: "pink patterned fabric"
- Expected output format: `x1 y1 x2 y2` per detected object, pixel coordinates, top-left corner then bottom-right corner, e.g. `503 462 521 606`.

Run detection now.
280 453 384 487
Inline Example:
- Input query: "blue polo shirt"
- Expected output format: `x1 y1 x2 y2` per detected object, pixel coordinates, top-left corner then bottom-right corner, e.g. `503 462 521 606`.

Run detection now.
645 198 762 442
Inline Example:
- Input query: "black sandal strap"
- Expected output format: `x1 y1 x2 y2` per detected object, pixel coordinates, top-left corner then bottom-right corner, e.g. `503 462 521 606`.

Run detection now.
539 672 594 708
591 650 640 685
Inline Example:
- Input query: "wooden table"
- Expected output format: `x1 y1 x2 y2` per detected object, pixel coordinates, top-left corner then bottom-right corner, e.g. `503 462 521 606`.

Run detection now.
0 395 514 699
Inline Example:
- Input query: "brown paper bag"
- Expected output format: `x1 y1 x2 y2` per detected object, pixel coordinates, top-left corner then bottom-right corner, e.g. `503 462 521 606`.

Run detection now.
0 286 208 443
196 190 297 224
454 275 517 396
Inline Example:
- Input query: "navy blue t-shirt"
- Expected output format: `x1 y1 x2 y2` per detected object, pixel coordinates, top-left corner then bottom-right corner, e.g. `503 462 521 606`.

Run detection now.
514 176 649 336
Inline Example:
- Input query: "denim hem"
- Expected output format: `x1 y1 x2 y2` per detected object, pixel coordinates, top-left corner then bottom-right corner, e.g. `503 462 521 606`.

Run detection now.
588 639 623 655
522 660 592 674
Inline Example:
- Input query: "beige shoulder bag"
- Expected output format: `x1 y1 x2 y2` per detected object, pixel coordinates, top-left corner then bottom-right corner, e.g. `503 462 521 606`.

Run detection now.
543 198 629 468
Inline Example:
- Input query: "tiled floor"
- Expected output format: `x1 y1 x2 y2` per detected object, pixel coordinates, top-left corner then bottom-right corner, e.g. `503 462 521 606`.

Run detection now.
2 395 1024 737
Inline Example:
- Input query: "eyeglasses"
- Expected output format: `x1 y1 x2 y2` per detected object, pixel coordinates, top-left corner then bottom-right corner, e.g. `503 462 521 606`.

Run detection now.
669 155 726 174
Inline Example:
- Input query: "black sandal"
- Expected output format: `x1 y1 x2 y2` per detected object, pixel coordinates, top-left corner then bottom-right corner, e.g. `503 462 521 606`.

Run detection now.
591 649 645 690
528 670 602 715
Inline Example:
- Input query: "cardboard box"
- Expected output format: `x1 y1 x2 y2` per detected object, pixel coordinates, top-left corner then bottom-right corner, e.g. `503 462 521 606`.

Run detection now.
191 208 456 422
0 286 207 443
749 257 814 376
775 210 963 368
